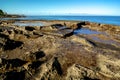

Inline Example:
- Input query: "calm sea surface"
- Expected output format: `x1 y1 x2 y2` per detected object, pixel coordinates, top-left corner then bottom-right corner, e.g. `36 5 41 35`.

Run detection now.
1 16 120 26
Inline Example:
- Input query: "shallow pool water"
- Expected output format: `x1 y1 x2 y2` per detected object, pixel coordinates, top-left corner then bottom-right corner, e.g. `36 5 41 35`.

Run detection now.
14 22 44 26
74 28 101 35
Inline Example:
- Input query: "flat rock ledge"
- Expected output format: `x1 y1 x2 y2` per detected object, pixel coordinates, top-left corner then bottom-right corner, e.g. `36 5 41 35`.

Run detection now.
0 20 120 80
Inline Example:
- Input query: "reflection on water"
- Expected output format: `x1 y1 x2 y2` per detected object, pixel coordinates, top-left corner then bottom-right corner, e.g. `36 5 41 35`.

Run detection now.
14 22 44 26
74 28 101 34
73 28 120 46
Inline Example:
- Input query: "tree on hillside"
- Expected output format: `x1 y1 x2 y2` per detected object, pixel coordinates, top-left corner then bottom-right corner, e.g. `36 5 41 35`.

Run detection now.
0 9 5 16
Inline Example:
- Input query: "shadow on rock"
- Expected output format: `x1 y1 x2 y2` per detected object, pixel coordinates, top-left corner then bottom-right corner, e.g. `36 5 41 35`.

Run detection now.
25 26 35 31
4 40 23 50
76 22 85 29
0 33 23 50
4 71 25 80
35 51 45 60
0 33 9 39
29 61 44 69
52 57 63 75
51 24 63 27
87 39 97 47
2 58 27 68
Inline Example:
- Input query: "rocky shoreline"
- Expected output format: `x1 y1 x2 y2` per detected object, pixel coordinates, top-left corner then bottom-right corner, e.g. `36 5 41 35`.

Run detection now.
0 19 120 80
0 9 25 18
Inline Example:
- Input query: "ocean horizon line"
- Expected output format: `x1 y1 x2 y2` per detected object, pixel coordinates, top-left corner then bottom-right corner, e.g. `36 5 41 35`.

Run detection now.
1 15 120 26
23 15 120 17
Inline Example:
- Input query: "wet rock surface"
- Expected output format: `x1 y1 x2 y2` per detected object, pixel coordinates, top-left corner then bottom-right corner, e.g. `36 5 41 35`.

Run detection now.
0 20 120 80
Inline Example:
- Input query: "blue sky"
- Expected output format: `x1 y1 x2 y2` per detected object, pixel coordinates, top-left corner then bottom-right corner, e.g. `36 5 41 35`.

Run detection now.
0 0 120 15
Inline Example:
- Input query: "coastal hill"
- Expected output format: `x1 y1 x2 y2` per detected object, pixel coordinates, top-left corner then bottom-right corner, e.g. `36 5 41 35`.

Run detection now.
0 9 5 16
0 9 24 18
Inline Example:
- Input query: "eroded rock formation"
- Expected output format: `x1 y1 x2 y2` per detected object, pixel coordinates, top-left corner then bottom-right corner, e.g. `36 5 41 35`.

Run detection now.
0 20 120 80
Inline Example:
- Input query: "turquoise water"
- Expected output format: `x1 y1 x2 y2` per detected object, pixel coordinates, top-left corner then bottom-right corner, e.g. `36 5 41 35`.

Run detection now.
74 28 101 35
1 16 120 26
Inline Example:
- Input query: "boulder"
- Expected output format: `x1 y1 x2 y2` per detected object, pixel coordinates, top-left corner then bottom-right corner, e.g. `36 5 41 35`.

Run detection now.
69 22 85 29
76 22 85 29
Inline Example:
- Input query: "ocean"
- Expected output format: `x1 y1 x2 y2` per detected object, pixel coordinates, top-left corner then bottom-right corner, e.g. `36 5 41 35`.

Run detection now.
1 16 120 26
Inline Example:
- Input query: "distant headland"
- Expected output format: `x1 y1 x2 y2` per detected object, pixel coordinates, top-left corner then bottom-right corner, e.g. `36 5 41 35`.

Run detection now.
0 9 25 18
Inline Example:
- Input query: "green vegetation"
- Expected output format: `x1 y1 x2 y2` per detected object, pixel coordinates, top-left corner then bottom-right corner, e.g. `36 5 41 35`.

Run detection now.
0 9 5 16
0 9 24 18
